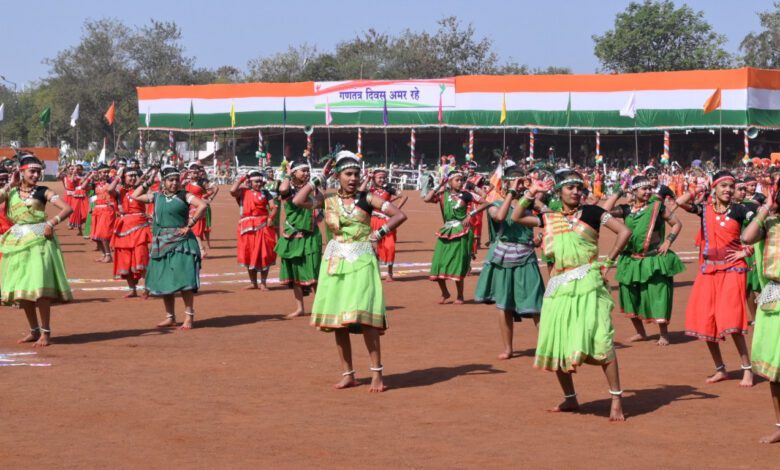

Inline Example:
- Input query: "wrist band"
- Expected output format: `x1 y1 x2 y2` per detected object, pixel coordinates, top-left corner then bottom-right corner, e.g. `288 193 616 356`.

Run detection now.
518 196 533 210
666 232 677 242
507 189 519 199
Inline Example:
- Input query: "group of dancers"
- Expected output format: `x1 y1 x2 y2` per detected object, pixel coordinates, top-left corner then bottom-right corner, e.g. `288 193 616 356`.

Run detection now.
1 150 779 443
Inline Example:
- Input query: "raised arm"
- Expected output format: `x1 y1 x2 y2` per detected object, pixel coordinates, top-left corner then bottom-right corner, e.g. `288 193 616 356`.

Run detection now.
741 204 770 245
107 168 124 196
230 175 246 198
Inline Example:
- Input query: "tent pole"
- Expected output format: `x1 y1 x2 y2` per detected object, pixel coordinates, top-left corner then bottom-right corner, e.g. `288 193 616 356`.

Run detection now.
719 108 723 167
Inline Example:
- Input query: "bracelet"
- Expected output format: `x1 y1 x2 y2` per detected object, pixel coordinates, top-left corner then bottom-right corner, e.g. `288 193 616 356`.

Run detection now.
603 257 617 268
666 232 677 243
378 224 390 237
46 221 55 229
468 210 477 218
518 195 533 210
54 215 61 224
507 189 519 199
310 175 323 188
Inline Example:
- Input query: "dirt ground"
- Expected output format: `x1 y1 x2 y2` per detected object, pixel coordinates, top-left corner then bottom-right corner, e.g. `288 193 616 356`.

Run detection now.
1 189 779 469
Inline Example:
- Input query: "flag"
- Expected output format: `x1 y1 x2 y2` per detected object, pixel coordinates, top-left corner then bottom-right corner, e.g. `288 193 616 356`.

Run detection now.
325 97 333 125
40 107 51 127
0 102 4 122
499 94 507 124
282 97 287 125
703 88 722 114
98 137 107 163
104 101 115 125
188 100 195 128
70 103 80 127
230 101 236 128
145 106 151 127
382 96 388 126
619 93 636 119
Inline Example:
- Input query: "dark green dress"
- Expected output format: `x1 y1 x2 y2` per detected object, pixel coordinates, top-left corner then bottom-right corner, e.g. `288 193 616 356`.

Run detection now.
429 191 474 281
145 191 202 296
474 200 544 320
275 187 322 287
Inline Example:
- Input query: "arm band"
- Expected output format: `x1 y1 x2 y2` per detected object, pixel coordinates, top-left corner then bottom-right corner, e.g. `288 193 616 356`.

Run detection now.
666 232 678 242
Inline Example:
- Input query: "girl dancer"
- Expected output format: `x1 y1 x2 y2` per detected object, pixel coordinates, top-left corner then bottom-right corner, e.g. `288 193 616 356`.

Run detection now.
110 167 152 298
367 168 407 281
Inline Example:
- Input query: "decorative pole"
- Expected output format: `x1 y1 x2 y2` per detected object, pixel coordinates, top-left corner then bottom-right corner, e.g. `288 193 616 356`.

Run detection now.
468 129 474 160
663 130 670 158
529 131 535 160
744 128 750 160
357 127 362 155
410 128 416 167
595 131 600 156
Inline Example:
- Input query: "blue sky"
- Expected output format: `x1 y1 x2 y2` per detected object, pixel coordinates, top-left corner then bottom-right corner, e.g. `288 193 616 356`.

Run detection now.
0 0 774 88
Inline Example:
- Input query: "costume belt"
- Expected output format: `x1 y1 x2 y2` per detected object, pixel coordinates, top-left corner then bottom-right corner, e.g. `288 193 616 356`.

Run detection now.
544 263 591 298
629 249 659 259
443 220 463 229
757 281 780 307
323 240 374 263
9 222 46 239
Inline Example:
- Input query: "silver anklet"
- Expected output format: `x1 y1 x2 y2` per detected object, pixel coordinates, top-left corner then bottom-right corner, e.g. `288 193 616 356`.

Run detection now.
166 313 176 320
608 389 623 396
715 364 726 372
342 370 355 376
185 311 195 317
776 423 780 428
741 364 752 370
39 327 51 334
564 393 577 399
369 365 384 372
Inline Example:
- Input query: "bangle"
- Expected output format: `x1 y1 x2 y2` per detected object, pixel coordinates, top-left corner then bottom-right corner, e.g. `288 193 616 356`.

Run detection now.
518 195 533 210
507 189 518 199
54 215 61 224
468 210 477 218
603 257 617 268
378 224 390 237
46 221 55 229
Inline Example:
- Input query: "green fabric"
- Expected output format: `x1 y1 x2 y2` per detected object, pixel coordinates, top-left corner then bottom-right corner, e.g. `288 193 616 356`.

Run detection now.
534 265 615 372
752 297 780 382
539 197 562 264
275 195 321 285
0 189 72 303
618 272 674 322
145 192 201 296
475 200 543 317
430 192 472 280
83 191 95 237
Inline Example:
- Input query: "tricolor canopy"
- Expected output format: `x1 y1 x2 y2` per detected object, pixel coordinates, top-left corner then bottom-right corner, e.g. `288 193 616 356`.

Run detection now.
137 67 780 132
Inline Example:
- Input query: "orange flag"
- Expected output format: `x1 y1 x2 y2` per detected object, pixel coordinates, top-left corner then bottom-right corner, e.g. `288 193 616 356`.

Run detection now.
104 101 116 125
703 89 721 114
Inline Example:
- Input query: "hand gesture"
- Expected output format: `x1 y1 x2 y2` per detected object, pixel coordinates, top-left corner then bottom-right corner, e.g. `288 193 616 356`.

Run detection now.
724 248 747 263
176 227 190 237
657 239 671 255
43 223 54 239
322 158 335 179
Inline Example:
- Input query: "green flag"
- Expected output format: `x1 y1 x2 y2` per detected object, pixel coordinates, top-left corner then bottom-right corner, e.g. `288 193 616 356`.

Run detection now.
188 100 195 128
40 107 51 127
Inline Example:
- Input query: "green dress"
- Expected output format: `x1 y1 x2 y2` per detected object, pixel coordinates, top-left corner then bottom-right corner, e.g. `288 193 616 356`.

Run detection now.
615 198 685 323
83 189 95 238
742 199 764 292
429 191 474 281
0 188 72 302
144 191 201 296
752 215 780 382
275 187 322 287
310 193 386 333
534 207 615 372
474 200 544 320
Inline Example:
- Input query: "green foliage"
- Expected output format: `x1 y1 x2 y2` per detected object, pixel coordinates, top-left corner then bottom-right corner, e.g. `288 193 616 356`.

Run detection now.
740 2 780 68
593 0 733 72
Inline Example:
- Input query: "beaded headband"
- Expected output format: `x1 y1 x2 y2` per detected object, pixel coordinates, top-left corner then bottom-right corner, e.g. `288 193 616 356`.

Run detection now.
712 175 735 187
290 162 310 172
629 180 653 191
555 178 584 190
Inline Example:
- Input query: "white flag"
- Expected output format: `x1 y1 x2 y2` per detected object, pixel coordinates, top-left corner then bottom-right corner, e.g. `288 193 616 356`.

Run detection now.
98 137 107 163
619 93 636 119
70 103 80 127
0 102 4 121
145 106 151 127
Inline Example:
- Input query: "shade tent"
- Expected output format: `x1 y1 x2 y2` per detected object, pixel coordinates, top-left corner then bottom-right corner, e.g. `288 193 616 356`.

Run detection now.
137 67 780 132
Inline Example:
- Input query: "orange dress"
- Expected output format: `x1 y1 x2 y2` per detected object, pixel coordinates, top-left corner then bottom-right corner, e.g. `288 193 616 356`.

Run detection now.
111 187 151 280
236 188 277 271
90 182 117 242
369 186 397 266
185 181 209 240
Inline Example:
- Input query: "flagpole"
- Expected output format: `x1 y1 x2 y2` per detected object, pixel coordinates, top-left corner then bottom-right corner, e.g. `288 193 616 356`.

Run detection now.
438 126 442 160
384 127 388 168
503 127 506 152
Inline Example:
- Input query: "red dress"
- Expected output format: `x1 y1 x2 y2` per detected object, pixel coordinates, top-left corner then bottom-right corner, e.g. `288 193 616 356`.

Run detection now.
236 188 277 271
466 174 485 254
185 181 210 240
90 182 117 242
369 186 397 266
0 201 11 262
65 176 89 226
684 202 749 341
111 187 151 280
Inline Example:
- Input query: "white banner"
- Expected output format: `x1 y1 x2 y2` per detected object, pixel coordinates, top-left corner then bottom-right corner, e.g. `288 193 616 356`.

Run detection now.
314 79 455 111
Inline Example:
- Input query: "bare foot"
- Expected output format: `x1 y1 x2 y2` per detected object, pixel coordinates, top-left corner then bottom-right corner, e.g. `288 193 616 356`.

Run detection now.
385 276 395 282
141 290 150 300
179 315 194 330
453 298 465 305
258 284 269 291
548 397 579 413
759 429 780 444
369 374 388 393
124 291 138 298
33 333 51 348
626 334 648 343
284 309 305 319
497 350 512 360
17 330 40 344
656 336 670 346
157 317 176 328
705 370 729 384
244 284 259 290
94 255 106 262
609 397 626 422
740 369 755 388
333 373 361 390
101 256 113 264
437 294 451 305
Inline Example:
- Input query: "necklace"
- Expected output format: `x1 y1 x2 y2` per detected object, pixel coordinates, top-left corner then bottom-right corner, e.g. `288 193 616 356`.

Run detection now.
19 185 35 207
712 201 730 215
338 195 357 218
560 204 582 216
631 202 648 214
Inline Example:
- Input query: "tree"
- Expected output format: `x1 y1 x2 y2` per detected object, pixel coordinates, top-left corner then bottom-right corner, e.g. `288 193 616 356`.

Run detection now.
741 2 780 68
246 44 320 82
593 0 733 73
